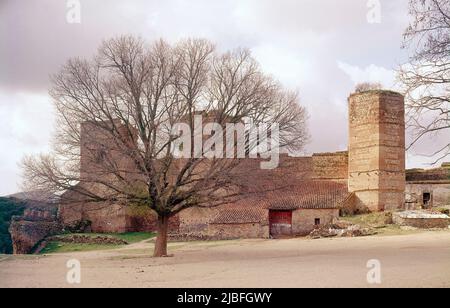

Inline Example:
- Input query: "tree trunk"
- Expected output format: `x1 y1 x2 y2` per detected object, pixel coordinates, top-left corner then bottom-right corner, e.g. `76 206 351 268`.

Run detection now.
153 215 169 257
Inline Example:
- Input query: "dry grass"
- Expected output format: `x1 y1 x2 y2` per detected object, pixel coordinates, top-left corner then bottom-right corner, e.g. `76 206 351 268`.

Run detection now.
341 211 449 236
342 212 409 236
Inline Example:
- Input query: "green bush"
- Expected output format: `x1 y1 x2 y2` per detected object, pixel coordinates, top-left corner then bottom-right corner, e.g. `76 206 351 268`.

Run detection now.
0 198 26 254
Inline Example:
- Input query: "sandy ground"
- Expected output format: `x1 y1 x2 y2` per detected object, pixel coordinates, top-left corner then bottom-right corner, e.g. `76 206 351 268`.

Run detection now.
1 231 450 288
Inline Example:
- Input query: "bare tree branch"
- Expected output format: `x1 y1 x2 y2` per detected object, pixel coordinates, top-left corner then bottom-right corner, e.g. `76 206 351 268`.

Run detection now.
21 36 309 256
399 0 450 162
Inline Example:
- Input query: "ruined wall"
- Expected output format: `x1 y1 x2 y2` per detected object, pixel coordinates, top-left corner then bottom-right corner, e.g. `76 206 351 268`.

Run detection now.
80 121 138 183
312 152 348 181
292 209 339 236
124 206 158 232
59 201 128 233
208 223 269 240
9 207 62 254
59 201 179 233
393 212 450 229
7 201 61 254
407 170 450 182
57 121 163 234
177 206 268 240
53 90 410 239
9 220 61 254
178 207 218 235
406 183 450 208
272 152 348 182
270 155 314 182
405 165 450 209
348 91 405 212
125 206 179 233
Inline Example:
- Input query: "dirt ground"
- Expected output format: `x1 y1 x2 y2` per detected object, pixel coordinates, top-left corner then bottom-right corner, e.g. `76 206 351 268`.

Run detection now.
1 231 450 288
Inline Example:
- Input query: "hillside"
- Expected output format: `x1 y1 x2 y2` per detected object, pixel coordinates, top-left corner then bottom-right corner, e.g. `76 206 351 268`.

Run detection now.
0 197 26 254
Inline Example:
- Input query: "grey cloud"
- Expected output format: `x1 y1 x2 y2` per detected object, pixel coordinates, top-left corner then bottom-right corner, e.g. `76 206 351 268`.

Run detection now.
0 0 445 195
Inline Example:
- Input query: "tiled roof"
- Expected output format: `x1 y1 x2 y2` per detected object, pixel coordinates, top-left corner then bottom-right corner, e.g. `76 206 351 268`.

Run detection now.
263 181 350 210
211 206 267 224
211 180 349 224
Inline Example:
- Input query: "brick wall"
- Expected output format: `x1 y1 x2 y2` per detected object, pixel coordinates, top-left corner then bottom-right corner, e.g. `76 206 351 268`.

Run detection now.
176 207 269 240
406 168 450 182
292 209 339 235
59 200 182 233
208 223 269 239
312 152 348 180
9 219 62 254
406 183 450 208
178 207 219 235
348 91 405 212
393 213 450 229
125 206 179 233
59 201 129 233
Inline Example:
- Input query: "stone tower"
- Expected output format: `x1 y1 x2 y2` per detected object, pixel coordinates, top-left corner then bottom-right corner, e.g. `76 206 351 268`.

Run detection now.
348 90 406 212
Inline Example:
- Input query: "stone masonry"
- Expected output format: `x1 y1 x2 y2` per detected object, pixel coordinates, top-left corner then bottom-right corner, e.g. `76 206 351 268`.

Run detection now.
10 87 450 254
348 91 406 212
10 89 414 253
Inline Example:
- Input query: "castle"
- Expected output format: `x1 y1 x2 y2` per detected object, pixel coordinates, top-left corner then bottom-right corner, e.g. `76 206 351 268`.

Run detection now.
58 90 407 238
10 90 450 253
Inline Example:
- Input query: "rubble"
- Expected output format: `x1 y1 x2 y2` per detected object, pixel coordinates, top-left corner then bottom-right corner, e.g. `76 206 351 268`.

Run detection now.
393 210 450 229
47 234 128 245
309 219 376 239
9 220 62 254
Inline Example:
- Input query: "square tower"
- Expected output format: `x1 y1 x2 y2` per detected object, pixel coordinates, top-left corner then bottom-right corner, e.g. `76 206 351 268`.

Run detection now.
348 90 405 212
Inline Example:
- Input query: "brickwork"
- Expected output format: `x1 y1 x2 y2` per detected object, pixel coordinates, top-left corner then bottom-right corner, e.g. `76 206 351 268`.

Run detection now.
80 121 138 184
312 152 348 181
13 88 450 252
393 211 450 229
208 223 269 240
292 209 339 236
59 201 129 233
348 91 405 212
406 165 450 183
178 207 218 235
177 206 269 240
58 90 409 242
406 183 450 208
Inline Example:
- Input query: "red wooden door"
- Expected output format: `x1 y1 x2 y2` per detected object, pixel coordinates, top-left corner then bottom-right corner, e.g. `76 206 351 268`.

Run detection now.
269 210 293 237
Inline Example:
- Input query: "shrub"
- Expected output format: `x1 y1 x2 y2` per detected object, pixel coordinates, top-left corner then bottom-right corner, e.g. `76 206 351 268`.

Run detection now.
0 198 26 254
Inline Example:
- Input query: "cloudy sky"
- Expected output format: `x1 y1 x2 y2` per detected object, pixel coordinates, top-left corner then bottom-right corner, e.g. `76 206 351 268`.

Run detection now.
0 0 448 196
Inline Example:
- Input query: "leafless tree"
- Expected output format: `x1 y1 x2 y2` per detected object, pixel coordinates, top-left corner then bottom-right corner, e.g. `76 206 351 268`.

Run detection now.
21 36 308 257
399 0 450 162
354 82 383 93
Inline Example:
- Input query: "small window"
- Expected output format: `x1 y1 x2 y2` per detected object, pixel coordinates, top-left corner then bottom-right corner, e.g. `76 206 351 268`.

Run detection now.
423 193 431 206
315 218 321 226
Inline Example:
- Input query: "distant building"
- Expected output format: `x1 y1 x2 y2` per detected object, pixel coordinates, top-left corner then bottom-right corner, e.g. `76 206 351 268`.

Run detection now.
405 164 450 209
